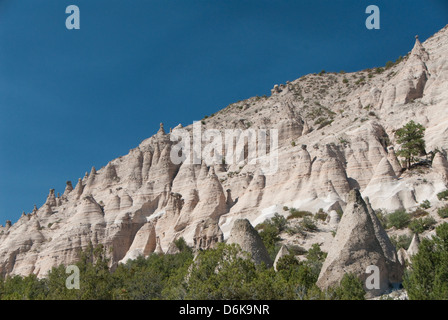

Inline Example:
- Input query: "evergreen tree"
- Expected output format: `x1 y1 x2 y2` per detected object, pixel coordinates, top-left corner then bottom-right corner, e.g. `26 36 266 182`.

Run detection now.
395 120 426 168
403 223 448 299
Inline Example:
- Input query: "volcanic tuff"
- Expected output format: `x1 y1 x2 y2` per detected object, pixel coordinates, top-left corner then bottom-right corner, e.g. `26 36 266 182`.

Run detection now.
316 189 403 297
1 26 448 278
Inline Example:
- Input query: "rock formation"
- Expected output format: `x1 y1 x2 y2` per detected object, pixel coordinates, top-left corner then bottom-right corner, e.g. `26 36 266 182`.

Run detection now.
273 245 290 271
317 189 403 297
407 234 421 257
327 210 340 229
397 248 409 267
1 26 448 279
226 219 273 267
120 222 157 263
432 152 448 182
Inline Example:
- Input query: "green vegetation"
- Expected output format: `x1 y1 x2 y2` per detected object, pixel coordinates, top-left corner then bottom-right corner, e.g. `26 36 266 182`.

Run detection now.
385 61 395 69
438 205 448 219
6 222 448 300
387 209 411 230
420 200 431 209
408 216 436 234
403 223 448 299
287 208 312 220
0 240 366 301
437 189 448 201
411 207 429 218
300 217 318 232
390 234 413 251
327 273 366 300
314 209 328 221
256 213 287 259
395 120 426 169
315 118 333 129
355 76 366 85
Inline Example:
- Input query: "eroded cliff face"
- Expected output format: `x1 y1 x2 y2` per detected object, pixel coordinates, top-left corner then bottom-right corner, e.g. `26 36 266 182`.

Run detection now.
1 26 448 277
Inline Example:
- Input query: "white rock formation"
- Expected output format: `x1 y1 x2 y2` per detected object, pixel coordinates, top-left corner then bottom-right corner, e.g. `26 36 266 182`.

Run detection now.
1 26 448 278
273 245 290 271
226 219 273 267
317 189 403 297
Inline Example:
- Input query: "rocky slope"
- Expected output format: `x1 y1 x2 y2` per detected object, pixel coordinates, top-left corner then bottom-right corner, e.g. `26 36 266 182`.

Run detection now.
1 25 448 278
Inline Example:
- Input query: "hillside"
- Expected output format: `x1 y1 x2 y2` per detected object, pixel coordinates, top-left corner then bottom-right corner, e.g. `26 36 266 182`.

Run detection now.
1 25 448 280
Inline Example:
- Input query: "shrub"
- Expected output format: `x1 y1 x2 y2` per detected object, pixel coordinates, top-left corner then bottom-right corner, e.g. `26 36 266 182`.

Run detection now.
256 214 288 259
438 205 448 219
403 223 448 299
174 237 192 253
300 217 318 232
314 209 328 221
305 244 327 279
275 254 300 272
385 61 395 69
409 216 436 234
286 225 306 237
328 273 366 300
419 200 431 210
390 234 413 250
387 209 411 229
437 190 448 201
411 207 429 218
342 78 349 84
317 119 333 129
288 245 308 256
306 244 327 264
287 208 312 220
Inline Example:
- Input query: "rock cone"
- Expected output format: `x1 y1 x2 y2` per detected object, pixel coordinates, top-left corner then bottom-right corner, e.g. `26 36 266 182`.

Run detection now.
227 219 272 267
316 189 403 297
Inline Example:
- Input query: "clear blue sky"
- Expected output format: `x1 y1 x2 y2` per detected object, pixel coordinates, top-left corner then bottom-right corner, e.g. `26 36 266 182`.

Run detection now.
0 0 447 224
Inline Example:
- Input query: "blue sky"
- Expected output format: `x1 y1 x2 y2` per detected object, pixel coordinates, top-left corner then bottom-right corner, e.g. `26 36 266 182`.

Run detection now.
0 0 447 224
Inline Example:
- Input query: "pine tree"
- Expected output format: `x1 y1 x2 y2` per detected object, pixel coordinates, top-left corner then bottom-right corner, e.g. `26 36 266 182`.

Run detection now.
395 120 426 168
